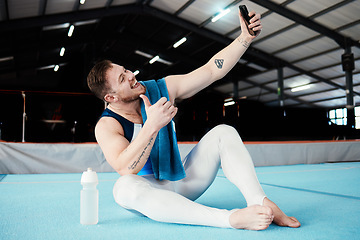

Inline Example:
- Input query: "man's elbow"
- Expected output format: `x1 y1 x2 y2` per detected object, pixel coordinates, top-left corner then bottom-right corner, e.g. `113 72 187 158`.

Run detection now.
117 167 139 176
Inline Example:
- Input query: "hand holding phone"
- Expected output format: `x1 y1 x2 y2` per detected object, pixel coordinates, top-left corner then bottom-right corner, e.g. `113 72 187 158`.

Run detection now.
239 5 258 36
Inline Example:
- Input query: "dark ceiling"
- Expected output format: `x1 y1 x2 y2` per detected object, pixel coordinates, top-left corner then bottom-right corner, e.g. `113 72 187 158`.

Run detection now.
0 0 359 109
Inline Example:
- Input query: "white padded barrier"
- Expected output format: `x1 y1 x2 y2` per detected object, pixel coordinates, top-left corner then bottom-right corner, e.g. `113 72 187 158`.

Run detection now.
0 140 359 174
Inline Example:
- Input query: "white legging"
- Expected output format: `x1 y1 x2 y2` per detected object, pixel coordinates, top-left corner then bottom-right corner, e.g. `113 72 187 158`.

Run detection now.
113 124 266 228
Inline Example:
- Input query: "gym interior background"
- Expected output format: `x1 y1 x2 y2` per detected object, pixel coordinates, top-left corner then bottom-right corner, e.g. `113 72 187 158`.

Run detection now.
0 0 359 143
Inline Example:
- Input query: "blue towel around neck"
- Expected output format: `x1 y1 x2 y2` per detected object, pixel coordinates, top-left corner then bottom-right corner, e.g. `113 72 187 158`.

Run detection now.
140 79 186 181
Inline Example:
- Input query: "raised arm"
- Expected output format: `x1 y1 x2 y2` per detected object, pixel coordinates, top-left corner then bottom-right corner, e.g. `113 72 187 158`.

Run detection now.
165 10 262 103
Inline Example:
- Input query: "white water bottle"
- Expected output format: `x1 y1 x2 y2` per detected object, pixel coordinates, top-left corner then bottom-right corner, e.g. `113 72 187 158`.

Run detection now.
80 168 99 225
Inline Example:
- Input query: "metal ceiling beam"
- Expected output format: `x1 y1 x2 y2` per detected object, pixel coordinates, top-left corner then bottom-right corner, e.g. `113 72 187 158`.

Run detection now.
271 33 323 56
3 0 9 21
140 5 283 67
140 0 155 5
269 19 360 56
141 5 360 97
248 70 360 104
250 0 360 49
283 62 360 96
231 80 310 107
39 0 48 16
0 4 278 66
0 4 356 99
291 47 341 64
311 95 345 104
253 0 355 46
242 78 316 107
175 0 196 16
105 0 114 8
256 69 360 97
329 71 360 81
237 58 360 97
0 4 141 32
1 3 277 71
0 31 202 76
73 0 81 12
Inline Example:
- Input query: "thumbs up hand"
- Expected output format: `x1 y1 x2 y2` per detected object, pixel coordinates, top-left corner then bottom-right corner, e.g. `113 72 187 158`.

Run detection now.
140 95 178 132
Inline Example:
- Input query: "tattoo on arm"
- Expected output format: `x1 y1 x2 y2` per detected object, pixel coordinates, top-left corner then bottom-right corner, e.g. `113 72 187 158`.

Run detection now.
215 59 224 69
128 137 154 170
237 37 250 48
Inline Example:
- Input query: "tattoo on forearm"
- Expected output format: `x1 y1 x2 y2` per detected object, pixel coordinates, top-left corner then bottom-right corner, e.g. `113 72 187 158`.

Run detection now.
128 137 154 170
237 37 250 48
215 59 224 69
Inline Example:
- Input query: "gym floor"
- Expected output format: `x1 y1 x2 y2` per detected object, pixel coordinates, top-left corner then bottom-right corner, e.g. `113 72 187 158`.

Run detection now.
1 162 359 240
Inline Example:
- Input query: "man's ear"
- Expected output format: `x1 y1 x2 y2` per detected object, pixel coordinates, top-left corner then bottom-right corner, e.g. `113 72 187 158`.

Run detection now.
104 93 117 103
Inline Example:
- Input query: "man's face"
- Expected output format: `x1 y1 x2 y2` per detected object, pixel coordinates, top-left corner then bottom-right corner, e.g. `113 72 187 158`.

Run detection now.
106 64 146 103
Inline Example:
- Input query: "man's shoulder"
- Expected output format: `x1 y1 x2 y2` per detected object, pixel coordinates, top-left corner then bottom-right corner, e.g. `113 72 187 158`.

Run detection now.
95 116 124 137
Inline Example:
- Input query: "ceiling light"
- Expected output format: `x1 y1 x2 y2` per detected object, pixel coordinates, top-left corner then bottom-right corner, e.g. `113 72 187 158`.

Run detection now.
74 19 99 27
291 85 310 92
134 70 140 76
224 97 235 106
60 47 65 57
80 0 86 4
173 37 187 48
224 101 235 107
38 63 67 71
54 65 59 72
135 50 153 59
37 65 54 70
238 59 247 64
156 58 173 66
0 56 14 62
68 25 74 37
135 50 173 65
43 23 70 31
44 20 97 32
149 55 160 64
211 8 231 23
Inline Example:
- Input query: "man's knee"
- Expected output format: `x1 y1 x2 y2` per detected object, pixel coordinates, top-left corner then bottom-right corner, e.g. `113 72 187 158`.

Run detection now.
213 124 239 138
113 174 151 208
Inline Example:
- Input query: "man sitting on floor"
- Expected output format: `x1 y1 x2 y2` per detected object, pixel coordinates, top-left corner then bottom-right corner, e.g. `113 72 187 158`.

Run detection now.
87 8 300 230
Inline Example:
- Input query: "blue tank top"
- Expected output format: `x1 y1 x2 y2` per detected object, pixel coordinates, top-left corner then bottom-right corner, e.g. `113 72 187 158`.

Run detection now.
100 108 154 175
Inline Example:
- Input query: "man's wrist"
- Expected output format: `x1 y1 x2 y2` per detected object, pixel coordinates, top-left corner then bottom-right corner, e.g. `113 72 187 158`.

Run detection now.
142 120 159 137
237 36 252 48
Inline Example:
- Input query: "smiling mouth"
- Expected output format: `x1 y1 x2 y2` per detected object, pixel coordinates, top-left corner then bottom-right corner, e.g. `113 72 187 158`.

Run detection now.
131 81 139 89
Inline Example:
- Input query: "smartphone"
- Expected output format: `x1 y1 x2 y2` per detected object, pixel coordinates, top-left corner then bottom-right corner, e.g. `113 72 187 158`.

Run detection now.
239 5 258 36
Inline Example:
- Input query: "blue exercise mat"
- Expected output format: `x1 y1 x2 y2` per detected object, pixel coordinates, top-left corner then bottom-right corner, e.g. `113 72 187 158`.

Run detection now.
1 162 359 240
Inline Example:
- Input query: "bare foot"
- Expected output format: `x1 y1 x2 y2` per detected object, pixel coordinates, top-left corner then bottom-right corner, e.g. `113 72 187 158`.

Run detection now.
229 205 274 230
263 197 301 228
